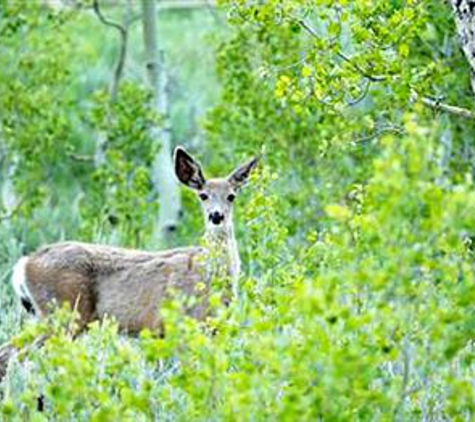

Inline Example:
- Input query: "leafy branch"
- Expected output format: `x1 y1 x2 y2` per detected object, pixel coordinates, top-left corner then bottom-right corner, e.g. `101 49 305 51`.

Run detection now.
299 18 475 119
298 19 388 83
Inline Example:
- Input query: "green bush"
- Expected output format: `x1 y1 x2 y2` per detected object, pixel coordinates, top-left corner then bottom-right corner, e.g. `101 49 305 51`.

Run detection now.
2 0 475 419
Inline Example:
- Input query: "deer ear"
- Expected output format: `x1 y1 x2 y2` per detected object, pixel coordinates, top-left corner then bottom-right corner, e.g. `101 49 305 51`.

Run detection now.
174 147 206 190
228 155 261 189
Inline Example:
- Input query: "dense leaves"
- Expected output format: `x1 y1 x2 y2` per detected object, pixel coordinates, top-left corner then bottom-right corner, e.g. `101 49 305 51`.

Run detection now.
2 0 475 419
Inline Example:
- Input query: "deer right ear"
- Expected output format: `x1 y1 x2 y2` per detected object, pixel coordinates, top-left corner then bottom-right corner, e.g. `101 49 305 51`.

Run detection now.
227 155 261 190
174 147 206 190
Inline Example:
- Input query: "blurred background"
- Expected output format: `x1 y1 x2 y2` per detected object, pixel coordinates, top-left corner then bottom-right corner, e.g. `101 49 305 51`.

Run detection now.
3 0 475 418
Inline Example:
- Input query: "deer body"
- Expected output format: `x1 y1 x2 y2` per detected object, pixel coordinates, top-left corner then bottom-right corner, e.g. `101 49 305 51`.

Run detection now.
11 148 259 334
15 242 207 333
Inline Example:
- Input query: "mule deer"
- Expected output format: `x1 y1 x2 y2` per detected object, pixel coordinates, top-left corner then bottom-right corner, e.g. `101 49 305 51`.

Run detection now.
10 147 259 334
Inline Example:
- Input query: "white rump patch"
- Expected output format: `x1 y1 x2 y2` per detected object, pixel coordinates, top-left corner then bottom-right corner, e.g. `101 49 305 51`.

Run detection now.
11 257 32 303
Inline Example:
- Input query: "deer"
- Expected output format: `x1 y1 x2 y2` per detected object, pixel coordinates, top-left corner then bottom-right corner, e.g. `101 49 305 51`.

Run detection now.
0 147 259 380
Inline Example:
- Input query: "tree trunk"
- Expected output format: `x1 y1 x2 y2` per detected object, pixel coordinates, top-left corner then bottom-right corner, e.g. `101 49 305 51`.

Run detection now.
451 0 475 96
0 123 17 222
141 0 181 247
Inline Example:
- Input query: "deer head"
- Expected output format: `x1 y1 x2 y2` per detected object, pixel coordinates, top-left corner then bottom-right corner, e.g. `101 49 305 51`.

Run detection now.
174 147 260 233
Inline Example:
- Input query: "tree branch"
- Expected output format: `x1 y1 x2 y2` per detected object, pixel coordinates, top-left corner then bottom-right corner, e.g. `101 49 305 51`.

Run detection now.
348 79 371 106
299 16 475 119
92 0 129 102
66 152 95 163
352 124 405 145
419 95 475 119
336 50 387 82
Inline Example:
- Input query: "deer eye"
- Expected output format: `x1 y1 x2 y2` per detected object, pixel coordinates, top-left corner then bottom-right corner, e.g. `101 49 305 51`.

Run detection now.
227 194 236 202
199 192 209 201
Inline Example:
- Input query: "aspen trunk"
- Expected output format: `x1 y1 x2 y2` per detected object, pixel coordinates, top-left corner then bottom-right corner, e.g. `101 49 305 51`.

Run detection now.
141 0 181 247
0 124 16 221
451 0 475 96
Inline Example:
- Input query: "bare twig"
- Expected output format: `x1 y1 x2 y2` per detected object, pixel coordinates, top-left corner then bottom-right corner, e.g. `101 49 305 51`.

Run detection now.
92 0 126 35
297 18 318 38
336 50 387 82
419 95 475 119
92 0 129 102
352 124 405 145
66 152 95 163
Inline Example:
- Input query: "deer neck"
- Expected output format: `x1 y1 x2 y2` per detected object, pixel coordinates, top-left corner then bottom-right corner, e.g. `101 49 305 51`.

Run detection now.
204 219 240 280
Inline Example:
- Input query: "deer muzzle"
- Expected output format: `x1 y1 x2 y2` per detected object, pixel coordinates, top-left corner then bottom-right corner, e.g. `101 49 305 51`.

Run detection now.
209 211 225 225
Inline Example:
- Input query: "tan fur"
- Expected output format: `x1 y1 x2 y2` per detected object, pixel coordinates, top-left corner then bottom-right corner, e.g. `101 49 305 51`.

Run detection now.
24 242 206 333
14 147 260 335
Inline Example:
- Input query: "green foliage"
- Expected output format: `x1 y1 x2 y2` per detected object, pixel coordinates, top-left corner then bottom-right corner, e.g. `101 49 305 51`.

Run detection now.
2 309 162 420
0 1 80 216
2 0 475 420
81 83 159 246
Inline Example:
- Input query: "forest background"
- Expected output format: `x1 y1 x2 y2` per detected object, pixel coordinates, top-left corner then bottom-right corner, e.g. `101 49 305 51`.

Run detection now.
2 0 475 419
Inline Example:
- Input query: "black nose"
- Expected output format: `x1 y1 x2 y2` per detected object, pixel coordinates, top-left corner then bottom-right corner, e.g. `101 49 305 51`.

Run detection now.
209 212 224 225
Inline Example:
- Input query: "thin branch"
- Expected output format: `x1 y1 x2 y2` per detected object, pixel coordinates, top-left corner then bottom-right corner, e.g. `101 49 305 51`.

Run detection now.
348 79 371 106
419 95 475 119
66 152 95 163
92 0 129 102
352 125 405 145
299 17 475 119
92 0 126 37
297 18 318 38
336 50 387 82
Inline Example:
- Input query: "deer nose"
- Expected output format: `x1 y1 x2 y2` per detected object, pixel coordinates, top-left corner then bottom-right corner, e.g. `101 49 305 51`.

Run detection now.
209 211 224 225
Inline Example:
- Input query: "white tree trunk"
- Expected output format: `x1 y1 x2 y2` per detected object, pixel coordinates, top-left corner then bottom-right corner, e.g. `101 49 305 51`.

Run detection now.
0 124 16 220
141 0 181 247
451 0 475 96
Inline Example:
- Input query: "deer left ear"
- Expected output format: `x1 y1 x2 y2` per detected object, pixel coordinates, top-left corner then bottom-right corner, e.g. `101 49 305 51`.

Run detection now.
174 146 206 190
228 155 261 189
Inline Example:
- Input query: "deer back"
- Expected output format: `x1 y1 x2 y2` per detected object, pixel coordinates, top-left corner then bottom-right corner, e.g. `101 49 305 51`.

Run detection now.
22 242 210 333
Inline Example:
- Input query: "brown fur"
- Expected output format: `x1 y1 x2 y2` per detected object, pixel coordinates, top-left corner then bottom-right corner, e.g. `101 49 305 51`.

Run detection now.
25 241 207 334
0 147 260 383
